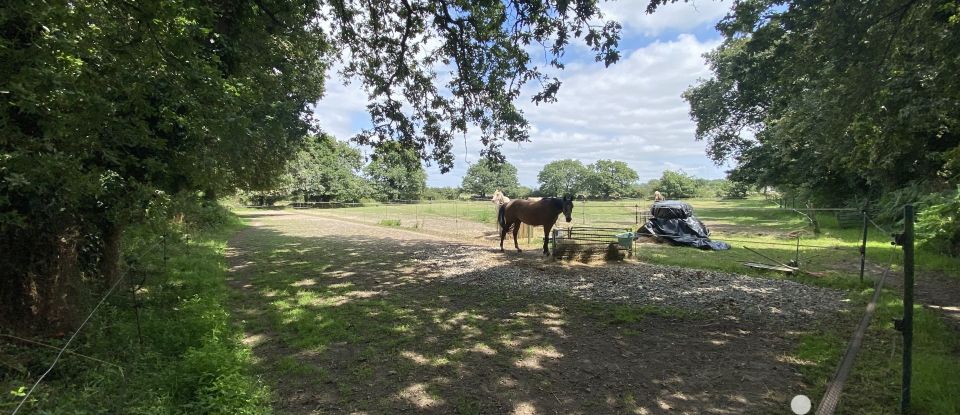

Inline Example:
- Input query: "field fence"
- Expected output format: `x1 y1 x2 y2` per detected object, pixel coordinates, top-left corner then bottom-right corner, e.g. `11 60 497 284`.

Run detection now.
7 234 168 414
282 199 918 413
279 200 865 258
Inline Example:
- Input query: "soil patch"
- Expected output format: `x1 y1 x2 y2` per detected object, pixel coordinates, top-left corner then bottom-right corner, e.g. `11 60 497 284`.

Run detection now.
226 211 844 414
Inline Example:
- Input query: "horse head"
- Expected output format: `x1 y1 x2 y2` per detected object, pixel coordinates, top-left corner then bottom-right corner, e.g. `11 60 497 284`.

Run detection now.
561 195 574 222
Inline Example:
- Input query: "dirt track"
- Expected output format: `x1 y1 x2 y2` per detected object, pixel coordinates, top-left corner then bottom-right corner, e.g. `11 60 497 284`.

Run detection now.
227 210 847 414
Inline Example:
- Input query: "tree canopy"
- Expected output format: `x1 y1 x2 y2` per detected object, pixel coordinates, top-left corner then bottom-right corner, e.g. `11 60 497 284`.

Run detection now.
658 170 699 199
365 142 427 201
285 135 370 202
583 159 639 198
1 0 327 332
537 159 588 197
327 0 623 170
684 0 960 202
461 160 520 198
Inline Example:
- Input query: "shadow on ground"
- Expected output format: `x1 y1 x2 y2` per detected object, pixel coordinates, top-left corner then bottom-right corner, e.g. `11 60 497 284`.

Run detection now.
226 211 806 414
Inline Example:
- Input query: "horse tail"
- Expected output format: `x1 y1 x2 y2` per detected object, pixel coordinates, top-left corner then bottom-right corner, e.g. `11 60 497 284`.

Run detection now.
498 203 508 231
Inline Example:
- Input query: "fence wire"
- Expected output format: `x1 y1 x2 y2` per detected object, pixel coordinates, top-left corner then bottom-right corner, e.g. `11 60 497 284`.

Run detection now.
279 200 873 276
10 238 164 415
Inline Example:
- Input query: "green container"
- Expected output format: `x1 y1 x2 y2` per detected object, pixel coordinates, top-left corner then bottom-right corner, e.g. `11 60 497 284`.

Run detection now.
616 232 635 249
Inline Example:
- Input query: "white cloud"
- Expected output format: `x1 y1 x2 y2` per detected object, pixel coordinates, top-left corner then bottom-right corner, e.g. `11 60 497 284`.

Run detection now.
313 27 730 189
601 0 731 37
494 34 726 187
312 73 368 141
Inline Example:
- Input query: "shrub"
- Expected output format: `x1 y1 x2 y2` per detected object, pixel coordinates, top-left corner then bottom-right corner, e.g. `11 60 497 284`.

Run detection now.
916 186 960 256
379 219 401 226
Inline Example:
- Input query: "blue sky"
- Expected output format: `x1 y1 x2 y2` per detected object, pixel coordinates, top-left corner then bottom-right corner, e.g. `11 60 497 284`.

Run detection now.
313 0 733 189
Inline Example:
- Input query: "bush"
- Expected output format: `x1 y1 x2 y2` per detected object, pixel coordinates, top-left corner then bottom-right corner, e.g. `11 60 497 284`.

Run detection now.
1 205 268 414
658 170 700 199
722 181 750 199
916 186 960 256
870 182 928 225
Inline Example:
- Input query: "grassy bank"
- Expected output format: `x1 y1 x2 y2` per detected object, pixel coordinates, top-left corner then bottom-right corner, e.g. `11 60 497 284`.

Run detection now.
1 212 267 414
793 290 960 414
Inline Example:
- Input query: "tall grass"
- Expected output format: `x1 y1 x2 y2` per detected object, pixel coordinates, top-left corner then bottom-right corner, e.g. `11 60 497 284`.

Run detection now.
1 207 268 414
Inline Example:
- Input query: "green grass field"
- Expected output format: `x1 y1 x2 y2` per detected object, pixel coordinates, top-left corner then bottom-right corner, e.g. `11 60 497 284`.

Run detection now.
283 197 959 278
17 198 952 413
282 196 960 413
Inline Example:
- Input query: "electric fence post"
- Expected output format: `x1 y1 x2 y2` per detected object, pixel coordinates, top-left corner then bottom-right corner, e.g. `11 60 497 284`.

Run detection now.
900 205 915 414
859 210 869 283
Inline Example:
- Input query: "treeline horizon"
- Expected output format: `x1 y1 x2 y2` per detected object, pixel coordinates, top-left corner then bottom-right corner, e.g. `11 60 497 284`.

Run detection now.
243 136 747 205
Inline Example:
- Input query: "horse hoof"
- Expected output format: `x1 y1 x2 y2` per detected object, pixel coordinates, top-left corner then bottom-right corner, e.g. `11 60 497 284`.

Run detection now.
516 249 522 253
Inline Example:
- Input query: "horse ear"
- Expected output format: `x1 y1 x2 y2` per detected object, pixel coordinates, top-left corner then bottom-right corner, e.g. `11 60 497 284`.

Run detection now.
564 195 572 201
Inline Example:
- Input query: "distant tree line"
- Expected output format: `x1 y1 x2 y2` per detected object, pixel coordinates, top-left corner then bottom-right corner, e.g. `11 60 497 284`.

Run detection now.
243 136 426 204
248 148 739 205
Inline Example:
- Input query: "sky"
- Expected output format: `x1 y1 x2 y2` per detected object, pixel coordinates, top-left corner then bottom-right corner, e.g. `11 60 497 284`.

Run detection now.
312 0 733 189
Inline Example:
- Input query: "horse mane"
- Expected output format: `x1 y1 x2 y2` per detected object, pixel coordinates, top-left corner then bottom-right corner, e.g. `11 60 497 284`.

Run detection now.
549 197 562 211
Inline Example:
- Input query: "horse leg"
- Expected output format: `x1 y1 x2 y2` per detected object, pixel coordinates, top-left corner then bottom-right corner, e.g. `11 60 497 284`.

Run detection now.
512 221 522 252
543 224 553 255
499 222 509 253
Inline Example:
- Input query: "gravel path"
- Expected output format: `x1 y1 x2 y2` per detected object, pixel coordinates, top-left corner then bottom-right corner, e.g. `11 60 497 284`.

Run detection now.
267 210 848 328
230 209 849 414
453 260 846 327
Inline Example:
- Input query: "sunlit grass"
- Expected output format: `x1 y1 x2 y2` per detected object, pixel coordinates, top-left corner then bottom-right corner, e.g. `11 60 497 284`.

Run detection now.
791 290 960 414
234 198 960 413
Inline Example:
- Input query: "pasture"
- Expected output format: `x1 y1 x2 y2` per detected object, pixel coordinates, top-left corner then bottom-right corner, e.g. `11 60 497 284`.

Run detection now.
5 198 958 414
227 197 960 414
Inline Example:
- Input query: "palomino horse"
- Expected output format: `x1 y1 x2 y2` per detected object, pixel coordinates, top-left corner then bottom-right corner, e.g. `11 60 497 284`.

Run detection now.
497 196 574 254
491 189 510 206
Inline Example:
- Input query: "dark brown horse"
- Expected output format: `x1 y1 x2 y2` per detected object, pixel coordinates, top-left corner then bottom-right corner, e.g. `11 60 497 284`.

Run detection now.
498 196 574 254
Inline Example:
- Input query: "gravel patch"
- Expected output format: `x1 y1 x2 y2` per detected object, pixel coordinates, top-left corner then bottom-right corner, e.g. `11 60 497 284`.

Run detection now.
394 239 849 328
255 210 848 328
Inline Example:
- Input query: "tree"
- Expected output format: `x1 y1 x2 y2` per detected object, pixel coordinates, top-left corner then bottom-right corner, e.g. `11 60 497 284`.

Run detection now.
365 142 427 201
635 179 662 200
515 186 534 198
286 135 370 202
1 0 326 333
683 0 960 203
3 0 665 332
537 159 588 197
584 160 639 199
658 170 700 199
720 180 750 199
461 160 520 198
328 0 623 170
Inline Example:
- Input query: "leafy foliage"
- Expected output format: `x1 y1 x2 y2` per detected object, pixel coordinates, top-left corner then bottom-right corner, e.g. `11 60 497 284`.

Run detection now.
1 212 267 414
657 170 700 199
423 186 462 200
1 0 326 330
634 179 662 200
916 186 960 256
684 0 960 201
461 159 520 197
583 160 639 199
721 180 750 199
537 159 589 197
286 135 370 202
365 142 427 201
325 0 623 170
